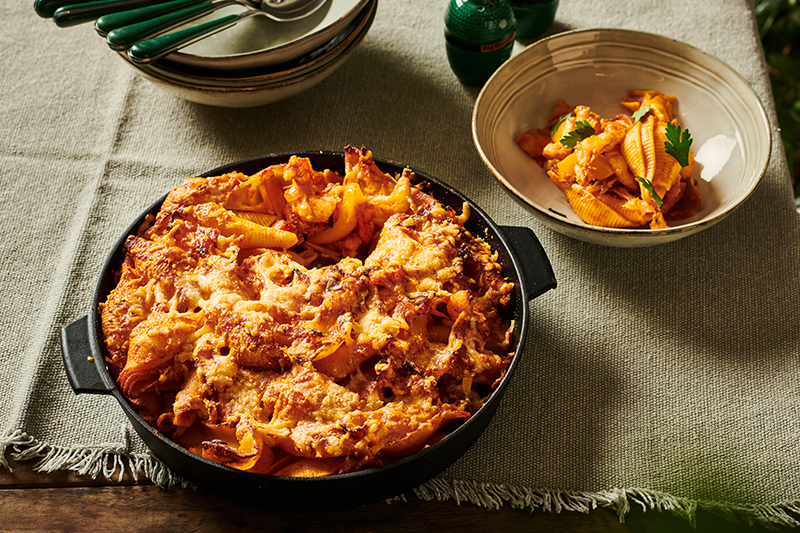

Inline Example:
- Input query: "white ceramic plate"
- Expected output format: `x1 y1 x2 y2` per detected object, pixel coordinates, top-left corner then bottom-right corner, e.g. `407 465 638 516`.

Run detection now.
137 0 374 88
159 0 369 75
127 0 376 107
473 28 772 247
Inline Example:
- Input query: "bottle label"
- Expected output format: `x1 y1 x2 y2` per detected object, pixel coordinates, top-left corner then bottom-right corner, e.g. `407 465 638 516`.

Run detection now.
445 29 516 53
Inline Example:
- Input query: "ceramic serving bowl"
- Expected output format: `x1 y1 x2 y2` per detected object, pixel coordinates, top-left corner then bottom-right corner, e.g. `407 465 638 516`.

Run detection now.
159 0 371 76
473 28 772 247
133 0 374 88
123 0 376 107
59 151 556 509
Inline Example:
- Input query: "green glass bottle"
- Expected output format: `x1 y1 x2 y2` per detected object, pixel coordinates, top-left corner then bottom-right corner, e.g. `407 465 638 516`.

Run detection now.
444 0 516 86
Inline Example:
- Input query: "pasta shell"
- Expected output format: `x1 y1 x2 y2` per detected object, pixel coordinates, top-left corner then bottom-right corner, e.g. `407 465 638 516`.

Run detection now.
606 148 638 191
225 166 286 215
227 215 298 249
199 423 263 471
561 183 653 228
272 457 346 478
650 121 683 197
622 115 656 181
307 181 364 245
620 90 676 122
622 113 684 227
232 211 277 226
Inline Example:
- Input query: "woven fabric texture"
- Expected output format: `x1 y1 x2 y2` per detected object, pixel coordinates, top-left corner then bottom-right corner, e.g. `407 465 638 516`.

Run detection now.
1 0 798 527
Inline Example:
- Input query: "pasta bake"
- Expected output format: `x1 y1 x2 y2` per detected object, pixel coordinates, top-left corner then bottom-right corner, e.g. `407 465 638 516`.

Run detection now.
100 146 515 477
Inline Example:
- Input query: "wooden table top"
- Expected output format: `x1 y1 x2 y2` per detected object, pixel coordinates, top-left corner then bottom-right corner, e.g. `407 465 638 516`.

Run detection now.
1 455 793 532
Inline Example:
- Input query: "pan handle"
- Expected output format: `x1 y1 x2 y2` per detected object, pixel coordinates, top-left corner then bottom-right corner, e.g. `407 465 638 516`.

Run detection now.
498 226 557 301
60 315 113 395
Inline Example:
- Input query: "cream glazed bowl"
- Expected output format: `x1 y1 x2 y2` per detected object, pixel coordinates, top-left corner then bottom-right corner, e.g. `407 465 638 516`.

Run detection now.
473 28 772 247
125 0 376 108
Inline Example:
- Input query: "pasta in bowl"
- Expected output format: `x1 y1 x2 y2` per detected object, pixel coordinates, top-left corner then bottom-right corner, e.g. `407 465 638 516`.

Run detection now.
473 28 771 247
61 149 556 507
515 90 703 229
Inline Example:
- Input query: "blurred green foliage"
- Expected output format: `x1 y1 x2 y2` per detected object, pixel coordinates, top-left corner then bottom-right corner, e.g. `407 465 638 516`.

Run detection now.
755 0 800 207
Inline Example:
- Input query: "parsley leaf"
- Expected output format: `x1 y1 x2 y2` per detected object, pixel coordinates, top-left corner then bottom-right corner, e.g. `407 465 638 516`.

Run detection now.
631 104 651 123
664 122 693 167
550 112 573 135
635 176 663 207
560 121 595 148
548 207 567 218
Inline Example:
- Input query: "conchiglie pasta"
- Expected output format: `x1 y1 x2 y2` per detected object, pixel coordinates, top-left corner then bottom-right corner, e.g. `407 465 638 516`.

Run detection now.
516 90 702 228
227 215 298 249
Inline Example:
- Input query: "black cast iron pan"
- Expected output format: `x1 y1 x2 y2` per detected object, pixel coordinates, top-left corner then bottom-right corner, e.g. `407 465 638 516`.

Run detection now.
60 151 556 510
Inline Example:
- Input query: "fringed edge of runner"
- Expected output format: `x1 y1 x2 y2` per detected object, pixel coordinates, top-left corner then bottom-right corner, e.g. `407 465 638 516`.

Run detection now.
4 429 800 530
406 479 800 531
0 429 187 489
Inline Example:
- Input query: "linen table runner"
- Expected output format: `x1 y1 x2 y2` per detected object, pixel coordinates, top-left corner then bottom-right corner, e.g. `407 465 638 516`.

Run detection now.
2 0 799 528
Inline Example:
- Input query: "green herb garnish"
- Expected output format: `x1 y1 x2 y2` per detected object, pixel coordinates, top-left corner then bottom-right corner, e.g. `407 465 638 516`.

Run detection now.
664 122 693 167
631 104 651 123
560 120 595 148
548 207 568 218
635 176 663 207
550 112 573 135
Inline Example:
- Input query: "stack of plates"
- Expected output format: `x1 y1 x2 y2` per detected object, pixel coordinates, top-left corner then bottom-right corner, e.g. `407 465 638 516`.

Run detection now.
121 0 375 107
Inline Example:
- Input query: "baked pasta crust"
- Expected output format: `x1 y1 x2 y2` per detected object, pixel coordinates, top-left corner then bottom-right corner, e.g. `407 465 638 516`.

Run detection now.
101 146 514 476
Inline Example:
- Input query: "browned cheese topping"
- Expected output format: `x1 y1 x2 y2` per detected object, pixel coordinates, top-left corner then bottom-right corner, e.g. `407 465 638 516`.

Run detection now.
101 146 515 477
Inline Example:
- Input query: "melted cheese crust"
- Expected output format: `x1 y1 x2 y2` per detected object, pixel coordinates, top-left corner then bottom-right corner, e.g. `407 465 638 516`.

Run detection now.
101 147 514 476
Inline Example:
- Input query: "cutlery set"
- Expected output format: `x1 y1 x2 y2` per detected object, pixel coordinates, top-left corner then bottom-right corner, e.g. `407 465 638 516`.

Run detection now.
35 0 327 63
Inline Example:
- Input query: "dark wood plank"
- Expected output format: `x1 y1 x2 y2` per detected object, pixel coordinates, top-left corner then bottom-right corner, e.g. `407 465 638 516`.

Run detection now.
0 456 794 532
0 485 677 533
0 484 792 533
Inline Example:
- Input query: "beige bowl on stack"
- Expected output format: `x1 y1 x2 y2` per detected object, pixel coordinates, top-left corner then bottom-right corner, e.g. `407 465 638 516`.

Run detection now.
118 0 375 107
